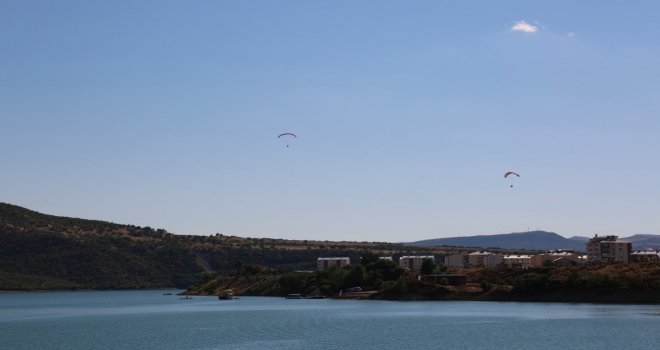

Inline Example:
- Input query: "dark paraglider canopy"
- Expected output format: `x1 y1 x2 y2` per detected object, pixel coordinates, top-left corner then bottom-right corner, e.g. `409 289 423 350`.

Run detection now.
277 132 296 148
504 171 520 188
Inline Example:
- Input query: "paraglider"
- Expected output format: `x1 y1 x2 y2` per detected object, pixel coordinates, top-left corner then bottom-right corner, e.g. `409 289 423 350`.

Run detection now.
504 171 519 188
277 132 296 148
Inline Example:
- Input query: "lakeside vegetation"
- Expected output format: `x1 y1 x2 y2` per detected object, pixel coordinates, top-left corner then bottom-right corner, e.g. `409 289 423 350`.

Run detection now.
188 259 660 304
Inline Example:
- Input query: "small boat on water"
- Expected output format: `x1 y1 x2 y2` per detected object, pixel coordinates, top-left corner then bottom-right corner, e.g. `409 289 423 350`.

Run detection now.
285 293 303 299
218 289 237 300
179 296 193 300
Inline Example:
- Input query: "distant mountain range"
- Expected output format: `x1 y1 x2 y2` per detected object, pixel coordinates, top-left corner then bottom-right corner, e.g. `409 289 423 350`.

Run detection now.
407 231 660 252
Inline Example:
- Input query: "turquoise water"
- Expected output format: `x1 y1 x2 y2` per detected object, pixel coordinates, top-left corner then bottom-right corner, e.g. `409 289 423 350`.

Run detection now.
2 290 660 349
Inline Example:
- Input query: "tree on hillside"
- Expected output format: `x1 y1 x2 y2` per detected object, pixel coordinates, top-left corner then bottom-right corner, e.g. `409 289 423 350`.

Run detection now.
360 252 379 266
389 276 407 294
365 259 404 283
344 265 366 288
318 266 348 295
234 260 243 277
278 272 308 293
421 258 436 275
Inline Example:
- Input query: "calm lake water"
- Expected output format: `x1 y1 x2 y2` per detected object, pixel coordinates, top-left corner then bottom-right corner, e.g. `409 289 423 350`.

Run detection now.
2 290 660 349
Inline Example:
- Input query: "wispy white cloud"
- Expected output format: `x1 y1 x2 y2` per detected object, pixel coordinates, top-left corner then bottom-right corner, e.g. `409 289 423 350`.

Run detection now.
511 21 538 33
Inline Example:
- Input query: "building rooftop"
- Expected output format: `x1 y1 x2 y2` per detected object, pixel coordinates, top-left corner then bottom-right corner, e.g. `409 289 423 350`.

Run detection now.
469 251 497 256
632 249 660 255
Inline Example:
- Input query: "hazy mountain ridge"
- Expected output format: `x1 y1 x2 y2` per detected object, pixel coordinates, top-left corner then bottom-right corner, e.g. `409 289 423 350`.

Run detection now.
408 231 660 252
623 234 660 250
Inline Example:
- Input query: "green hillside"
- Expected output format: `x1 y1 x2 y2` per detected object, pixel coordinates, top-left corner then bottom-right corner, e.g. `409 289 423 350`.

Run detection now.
0 203 200 289
0 203 444 291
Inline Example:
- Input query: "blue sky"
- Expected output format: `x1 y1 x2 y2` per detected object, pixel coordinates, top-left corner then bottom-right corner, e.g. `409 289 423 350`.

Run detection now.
2 1 660 241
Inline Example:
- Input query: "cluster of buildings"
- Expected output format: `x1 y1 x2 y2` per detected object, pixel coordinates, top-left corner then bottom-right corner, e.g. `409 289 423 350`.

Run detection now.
317 256 437 273
584 234 660 263
316 235 659 273
631 248 660 262
444 250 583 269
318 251 588 273
445 235 659 268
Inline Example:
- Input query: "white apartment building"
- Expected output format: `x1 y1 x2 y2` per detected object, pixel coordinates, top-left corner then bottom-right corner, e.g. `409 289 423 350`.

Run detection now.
399 255 434 273
503 255 532 269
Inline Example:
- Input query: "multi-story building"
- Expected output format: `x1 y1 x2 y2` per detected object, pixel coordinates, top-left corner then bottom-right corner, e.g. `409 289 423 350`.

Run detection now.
444 251 504 268
586 235 632 263
399 255 434 273
503 255 532 269
631 249 660 263
317 257 350 271
467 251 503 268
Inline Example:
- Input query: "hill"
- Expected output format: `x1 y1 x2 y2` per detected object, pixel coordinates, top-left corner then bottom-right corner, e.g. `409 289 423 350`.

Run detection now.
0 203 200 290
408 231 660 252
6 202 658 292
0 202 445 291
407 231 587 252
623 234 660 250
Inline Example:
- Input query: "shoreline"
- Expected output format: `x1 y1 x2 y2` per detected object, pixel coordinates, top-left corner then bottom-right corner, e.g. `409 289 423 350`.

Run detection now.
2 288 659 305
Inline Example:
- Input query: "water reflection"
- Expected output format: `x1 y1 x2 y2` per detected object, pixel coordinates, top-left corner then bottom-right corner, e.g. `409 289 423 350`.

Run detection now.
2 292 660 350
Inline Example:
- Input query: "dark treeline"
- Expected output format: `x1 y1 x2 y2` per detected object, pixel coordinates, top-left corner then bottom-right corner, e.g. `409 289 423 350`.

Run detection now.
474 263 660 303
189 260 660 304
188 252 412 297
